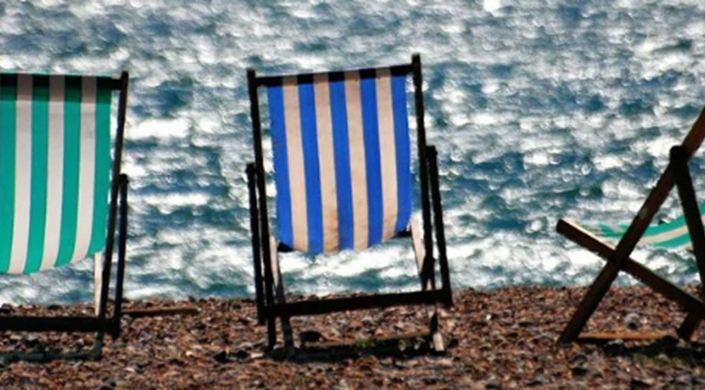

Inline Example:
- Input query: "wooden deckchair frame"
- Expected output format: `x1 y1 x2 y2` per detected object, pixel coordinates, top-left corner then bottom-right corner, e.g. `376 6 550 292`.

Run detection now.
0 72 130 360
557 106 705 343
246 54 453 353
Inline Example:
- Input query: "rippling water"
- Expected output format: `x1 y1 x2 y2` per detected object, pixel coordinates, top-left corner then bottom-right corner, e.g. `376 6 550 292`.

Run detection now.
2 0 705 304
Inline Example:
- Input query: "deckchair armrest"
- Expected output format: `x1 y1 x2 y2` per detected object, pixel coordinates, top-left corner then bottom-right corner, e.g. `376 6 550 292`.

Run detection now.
556 219 610 258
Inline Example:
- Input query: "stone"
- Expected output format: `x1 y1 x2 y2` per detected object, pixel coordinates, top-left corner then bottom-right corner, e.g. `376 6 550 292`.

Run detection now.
623 313 641 331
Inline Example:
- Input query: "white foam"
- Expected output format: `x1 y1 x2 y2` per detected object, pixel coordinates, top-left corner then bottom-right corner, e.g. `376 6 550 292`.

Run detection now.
128 117 190 141
483 0 502 14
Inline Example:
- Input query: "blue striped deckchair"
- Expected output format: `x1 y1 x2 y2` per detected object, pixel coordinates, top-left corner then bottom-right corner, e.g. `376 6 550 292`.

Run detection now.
0 72 130 360
246 54 452 352
557 111 705 344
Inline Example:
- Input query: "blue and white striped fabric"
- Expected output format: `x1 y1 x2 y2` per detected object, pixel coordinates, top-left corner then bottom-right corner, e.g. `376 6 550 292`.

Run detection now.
0 73 113 274
267 69 413 254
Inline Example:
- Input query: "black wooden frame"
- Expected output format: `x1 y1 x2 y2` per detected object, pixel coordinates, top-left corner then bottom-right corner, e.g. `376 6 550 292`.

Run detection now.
246 54 453 351
0 72 130 360
557 106 705 343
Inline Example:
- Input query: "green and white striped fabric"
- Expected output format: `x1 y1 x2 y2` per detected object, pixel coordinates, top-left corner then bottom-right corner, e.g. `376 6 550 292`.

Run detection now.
596 203 705 250
0 73 113 274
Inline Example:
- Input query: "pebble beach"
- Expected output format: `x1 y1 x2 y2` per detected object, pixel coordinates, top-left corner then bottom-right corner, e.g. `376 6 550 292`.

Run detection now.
1 285 704 389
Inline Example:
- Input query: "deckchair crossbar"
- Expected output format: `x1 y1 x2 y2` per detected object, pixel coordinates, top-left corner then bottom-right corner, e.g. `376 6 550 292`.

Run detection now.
264 290 447 318
0 316 117 334
254 64 413 87
0 73 123 90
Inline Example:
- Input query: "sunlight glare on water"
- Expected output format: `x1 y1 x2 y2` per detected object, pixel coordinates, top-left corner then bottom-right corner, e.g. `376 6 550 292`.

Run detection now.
1 0 705 304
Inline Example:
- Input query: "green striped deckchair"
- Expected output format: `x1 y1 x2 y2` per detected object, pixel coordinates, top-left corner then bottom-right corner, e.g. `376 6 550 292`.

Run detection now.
557 108 705 344
0 71 130 360
595 203 705 250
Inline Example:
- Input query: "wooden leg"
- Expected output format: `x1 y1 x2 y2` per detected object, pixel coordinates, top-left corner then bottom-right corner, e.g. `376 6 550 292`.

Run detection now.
270 238 294 355
113 175 129 337
672 146 705 287
266 316 277 351
427 145 453 307
672 146 705 339
429 307 445 352
411 220 444 351
678 314 701 342
559 256 623 343
246 164 266 325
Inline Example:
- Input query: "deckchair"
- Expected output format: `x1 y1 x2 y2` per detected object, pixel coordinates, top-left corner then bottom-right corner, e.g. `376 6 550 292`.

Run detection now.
245 54 453 352
0 72 130 359
557 106 705 343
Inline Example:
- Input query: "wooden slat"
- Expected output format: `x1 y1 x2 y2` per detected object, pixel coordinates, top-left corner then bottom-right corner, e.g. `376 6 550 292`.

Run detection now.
410 219 430 290
302 330 434 349
578 331 672 342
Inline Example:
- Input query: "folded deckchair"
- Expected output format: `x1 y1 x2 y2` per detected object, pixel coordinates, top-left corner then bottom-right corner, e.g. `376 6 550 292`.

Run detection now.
0 72 130 359
557 107 705 343
246 54 453 352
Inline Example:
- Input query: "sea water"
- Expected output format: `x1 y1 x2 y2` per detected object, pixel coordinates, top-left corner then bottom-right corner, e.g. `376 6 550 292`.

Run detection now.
1 0 705 304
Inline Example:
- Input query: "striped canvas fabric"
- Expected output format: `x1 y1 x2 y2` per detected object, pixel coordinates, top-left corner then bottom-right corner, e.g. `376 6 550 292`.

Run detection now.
596 203 705 250
267 69 413 254
0 73 113 274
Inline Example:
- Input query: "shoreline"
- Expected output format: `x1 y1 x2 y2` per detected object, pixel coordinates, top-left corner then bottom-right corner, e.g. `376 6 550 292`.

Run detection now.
0 285 703 389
